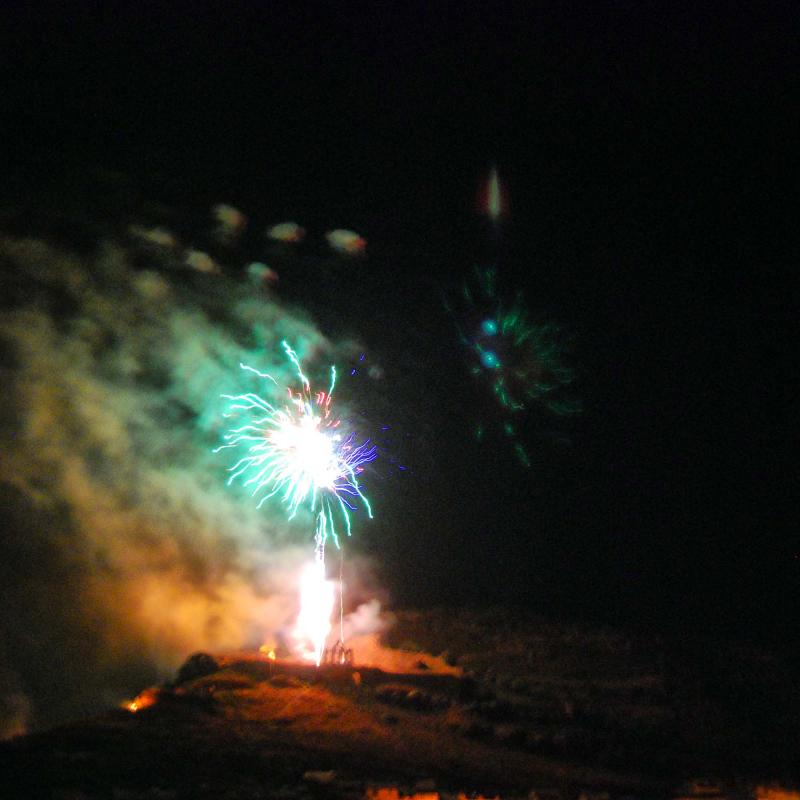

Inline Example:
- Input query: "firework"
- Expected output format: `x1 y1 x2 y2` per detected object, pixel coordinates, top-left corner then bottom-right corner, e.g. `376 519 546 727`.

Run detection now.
478 166 508 224
214 341 376 556
446 267 580 464
293 560 336 666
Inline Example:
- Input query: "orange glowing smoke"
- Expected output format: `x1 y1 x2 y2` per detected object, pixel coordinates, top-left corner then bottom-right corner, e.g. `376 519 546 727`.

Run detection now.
366 790 498 800
122 687 160 713
755 789 800 800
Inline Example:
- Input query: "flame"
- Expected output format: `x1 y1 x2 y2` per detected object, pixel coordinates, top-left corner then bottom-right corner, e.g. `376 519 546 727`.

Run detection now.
122 687 159 713
293 559 335 666
258 643 277 661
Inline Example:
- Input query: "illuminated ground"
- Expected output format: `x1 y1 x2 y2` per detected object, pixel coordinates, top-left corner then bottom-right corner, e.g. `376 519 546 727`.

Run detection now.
1 608 797 799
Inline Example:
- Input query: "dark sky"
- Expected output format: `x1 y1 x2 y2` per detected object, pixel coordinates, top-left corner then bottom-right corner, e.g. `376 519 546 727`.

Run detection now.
3 3 797 648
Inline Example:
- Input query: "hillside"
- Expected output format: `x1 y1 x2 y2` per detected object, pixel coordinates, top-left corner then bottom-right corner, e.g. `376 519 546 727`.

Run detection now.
1 608 797 799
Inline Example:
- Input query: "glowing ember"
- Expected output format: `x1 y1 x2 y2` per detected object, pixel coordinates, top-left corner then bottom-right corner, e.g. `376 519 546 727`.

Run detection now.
293 559 335 666
122 687 159 713
258 645 277 661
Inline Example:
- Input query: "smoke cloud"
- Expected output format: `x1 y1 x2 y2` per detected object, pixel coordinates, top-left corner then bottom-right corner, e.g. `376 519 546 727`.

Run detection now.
0 231 377 735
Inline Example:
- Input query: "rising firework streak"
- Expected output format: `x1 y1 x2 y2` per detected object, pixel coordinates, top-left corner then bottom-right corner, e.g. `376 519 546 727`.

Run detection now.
478 166 508 223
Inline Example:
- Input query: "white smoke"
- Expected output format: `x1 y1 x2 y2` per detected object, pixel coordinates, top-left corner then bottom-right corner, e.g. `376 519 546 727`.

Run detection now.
0 231 378 732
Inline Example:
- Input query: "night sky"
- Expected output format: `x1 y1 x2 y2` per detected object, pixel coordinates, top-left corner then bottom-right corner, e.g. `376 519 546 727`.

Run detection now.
2 2 796 659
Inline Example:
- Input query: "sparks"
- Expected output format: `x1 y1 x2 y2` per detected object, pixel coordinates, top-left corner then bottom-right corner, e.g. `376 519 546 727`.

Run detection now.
214 341 376 555
293 559 336 666
444 266 580 466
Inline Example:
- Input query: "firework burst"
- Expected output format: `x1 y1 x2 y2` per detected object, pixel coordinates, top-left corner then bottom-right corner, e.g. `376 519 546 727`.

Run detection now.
214 341 376 556
445 266 580 465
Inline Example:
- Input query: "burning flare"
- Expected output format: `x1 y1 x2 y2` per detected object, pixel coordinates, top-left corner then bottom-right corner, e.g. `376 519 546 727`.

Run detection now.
293 560 335 666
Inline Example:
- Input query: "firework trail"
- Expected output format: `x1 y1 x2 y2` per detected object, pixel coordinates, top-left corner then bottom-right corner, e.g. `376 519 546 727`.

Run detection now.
481 166 508 226
445 167 580 465
214 341 376 562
